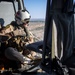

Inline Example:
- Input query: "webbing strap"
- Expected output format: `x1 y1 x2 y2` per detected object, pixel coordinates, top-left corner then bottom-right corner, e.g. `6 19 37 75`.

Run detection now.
23 26 30 38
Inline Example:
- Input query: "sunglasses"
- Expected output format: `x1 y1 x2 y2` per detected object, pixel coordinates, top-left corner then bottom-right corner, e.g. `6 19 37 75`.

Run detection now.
22 19 29 24
25 21 29 24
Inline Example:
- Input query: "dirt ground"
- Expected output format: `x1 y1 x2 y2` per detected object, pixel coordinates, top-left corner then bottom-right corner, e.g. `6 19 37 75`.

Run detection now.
28 22 45 42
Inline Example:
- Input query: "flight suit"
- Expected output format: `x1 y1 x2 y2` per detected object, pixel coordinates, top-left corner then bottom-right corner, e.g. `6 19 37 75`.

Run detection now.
0 21 34 64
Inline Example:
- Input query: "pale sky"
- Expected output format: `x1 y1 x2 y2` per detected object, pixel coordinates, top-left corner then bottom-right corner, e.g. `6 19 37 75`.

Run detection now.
24 0 47 19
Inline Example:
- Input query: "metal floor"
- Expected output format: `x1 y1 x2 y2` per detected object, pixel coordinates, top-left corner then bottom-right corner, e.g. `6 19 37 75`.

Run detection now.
13 72 49 75
0 65 50 75
0 72 50 75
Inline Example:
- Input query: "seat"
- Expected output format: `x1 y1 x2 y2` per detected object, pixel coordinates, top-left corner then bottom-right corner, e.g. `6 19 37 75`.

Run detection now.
0 18 4 28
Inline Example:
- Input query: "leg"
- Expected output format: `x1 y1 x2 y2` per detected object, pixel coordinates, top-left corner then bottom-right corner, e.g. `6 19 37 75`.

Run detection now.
5 47 26 63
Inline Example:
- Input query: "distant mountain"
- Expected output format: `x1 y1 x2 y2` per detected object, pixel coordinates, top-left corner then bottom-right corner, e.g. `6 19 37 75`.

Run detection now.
30 18 45 22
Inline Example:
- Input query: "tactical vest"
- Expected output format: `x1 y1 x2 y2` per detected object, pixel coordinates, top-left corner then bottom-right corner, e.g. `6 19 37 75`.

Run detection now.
0 21 33 52
8 35 28 52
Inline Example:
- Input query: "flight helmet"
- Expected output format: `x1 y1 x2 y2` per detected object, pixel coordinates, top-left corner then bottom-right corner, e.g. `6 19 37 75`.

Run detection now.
15 10 31 25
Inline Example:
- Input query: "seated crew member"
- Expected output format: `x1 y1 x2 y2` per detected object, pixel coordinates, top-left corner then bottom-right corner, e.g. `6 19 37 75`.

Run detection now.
0 10 40 71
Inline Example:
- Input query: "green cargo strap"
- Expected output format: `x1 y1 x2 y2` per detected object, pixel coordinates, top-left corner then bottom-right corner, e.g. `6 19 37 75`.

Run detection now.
23 26 30 38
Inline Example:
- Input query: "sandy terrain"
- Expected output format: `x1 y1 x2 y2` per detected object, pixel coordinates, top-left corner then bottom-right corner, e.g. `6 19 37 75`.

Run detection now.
28 22 45 42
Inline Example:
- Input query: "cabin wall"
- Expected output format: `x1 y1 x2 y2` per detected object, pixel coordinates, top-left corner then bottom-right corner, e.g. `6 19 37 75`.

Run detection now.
0 1 18 26
74 13 75 48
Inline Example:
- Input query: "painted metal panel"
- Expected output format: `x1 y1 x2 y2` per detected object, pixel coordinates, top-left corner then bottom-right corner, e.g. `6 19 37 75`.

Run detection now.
0 1 18 26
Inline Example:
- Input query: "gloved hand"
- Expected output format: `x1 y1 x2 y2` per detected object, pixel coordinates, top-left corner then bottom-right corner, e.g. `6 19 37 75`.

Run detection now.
5 32 14 38
0 35 9 42
26 36 34 43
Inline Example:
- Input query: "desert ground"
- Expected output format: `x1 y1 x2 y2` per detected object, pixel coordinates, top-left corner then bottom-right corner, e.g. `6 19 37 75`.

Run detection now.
28 21 45 42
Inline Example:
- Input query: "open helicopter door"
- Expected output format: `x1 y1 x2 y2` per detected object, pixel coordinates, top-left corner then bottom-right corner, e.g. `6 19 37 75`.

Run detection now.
40 0 74 75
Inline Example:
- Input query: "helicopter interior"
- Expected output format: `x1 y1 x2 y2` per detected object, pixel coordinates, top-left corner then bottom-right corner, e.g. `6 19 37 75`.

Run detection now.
0 0 74 75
